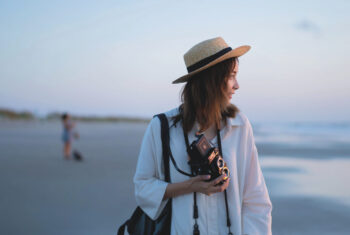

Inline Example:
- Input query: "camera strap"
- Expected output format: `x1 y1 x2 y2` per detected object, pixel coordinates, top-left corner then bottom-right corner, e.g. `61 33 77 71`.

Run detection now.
183 128 233 235
169 151 194 177
217 129 233 235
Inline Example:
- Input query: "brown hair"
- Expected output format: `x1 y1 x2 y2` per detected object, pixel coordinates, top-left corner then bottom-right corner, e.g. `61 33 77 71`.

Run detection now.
172 57 239 133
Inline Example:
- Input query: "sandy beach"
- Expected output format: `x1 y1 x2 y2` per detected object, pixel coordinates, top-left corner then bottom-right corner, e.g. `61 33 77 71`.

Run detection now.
0 120 349 234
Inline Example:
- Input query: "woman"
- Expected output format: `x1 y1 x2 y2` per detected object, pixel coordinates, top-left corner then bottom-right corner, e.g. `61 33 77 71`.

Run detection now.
134 37 272 235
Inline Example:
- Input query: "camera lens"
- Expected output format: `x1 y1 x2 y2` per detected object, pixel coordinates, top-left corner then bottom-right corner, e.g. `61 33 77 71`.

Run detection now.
217 158 224 168
222 167 229 180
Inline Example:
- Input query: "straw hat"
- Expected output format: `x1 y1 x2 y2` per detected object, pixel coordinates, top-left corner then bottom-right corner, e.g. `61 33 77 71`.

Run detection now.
172 37 251 84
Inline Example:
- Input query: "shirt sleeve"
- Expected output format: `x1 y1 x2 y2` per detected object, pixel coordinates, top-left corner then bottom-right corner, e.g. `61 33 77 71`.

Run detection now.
133 117 169 220
241 120 272 235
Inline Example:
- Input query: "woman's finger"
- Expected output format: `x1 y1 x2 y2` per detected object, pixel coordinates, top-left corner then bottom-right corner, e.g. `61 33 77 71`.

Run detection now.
222 177 230 188
200 175 211 181
209 174 226 186
193 174 210 182
210 178 230 193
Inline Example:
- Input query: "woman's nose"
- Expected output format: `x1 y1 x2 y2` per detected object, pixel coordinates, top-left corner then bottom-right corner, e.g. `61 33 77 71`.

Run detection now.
233 81 239 90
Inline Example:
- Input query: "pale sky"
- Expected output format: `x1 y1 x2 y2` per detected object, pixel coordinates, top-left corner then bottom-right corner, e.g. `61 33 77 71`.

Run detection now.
1 0 349 122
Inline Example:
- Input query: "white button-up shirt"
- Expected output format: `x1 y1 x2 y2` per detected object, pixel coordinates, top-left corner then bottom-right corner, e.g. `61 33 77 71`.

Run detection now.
134 108 272 235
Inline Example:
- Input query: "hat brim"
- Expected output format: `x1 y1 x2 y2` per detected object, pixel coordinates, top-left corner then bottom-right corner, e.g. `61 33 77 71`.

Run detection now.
172 45 251 84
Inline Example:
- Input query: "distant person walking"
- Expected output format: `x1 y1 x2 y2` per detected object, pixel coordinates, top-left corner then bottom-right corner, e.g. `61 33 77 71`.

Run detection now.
61 113 79 160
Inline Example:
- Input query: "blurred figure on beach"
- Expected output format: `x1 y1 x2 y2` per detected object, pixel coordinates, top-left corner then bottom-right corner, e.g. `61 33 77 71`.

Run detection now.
61 113 79 160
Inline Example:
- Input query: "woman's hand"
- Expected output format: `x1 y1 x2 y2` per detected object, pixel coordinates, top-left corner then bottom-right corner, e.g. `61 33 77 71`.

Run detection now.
163 174 230 200
189 174 230 196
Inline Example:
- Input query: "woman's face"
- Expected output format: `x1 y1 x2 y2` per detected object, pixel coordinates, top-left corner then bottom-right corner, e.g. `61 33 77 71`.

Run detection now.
225 61 239 104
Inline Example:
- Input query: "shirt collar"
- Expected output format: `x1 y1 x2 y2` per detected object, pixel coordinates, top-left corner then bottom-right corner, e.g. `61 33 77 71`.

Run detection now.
191 113 243 132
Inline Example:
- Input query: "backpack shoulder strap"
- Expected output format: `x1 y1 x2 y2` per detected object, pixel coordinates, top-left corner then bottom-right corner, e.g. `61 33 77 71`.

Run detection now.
154 113 171 183
117 115 171 235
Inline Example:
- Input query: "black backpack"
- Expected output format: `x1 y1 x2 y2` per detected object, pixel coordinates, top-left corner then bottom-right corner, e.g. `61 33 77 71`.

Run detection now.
118 114 172 235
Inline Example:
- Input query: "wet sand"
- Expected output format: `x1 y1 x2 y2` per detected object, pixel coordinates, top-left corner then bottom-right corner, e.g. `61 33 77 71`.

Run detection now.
0 121 349 234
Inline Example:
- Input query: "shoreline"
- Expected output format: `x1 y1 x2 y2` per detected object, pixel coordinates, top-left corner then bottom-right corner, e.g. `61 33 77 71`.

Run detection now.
0 117 151 123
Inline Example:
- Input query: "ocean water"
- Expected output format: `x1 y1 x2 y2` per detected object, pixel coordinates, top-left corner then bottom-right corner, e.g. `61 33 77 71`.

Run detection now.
254 121 350 205
254 121 350 146
261 156 350 205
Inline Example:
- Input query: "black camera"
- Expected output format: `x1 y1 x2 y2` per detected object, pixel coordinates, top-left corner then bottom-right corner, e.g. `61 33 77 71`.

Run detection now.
187 134 229 184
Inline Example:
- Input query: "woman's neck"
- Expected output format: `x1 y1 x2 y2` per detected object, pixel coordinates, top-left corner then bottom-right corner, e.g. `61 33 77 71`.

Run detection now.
196 122 220 141
203 124 217 141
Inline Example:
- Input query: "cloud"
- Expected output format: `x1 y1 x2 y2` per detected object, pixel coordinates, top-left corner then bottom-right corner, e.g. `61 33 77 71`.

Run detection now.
295 19 322 38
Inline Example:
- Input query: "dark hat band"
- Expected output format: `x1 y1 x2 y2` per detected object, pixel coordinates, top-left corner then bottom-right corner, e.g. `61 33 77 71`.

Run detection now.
186 47 232 73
